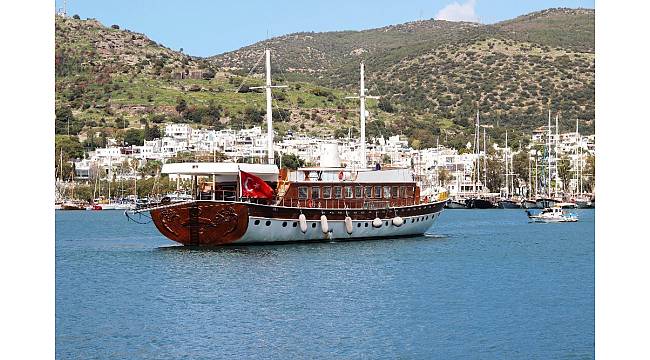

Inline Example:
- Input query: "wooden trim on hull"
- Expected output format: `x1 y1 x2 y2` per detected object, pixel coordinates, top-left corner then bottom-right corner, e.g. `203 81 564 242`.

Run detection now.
150 200 445 246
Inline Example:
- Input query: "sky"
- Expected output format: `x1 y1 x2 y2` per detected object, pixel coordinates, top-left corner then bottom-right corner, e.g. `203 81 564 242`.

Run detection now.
55 0 595 57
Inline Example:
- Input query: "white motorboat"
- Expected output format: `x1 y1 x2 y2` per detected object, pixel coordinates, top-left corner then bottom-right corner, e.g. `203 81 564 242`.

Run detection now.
526 207 578 223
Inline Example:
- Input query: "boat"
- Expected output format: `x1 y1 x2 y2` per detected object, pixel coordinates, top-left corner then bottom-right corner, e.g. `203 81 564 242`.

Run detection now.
521 199 540 209
497 199 521 209
465 197 496 209
535 197 559 209
445 199 468 209
556 202 577 209
526 207 578 223
128 52 445 246
60 200 86 210
575 196 594 209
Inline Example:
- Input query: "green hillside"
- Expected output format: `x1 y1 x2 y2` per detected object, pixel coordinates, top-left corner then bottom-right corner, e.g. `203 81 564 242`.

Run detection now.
55 8 594 152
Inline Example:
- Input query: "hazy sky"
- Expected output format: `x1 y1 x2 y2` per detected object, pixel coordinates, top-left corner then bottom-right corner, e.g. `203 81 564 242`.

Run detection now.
55 0 595 57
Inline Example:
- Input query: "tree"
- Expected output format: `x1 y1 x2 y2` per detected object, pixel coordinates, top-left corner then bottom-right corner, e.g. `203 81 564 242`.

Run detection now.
144 123 161 140
55 106 83 135
111 24 120 29
124 129 144 146
484 148 504 193
175 98 188 115
378 97 395 113
280 154 305 170
438 167 452 186
557 155 572 193
72 14 80 19
512 151 530 187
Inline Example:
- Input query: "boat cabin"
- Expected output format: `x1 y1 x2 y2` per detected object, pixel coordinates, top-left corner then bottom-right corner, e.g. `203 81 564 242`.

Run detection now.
161 162 421 209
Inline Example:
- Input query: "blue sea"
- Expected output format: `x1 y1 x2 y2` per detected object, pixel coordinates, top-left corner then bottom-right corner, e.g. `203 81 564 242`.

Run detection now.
56 209 594 359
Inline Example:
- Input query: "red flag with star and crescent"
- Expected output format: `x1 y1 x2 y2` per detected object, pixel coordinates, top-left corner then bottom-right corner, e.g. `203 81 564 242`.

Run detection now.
239 170 274 199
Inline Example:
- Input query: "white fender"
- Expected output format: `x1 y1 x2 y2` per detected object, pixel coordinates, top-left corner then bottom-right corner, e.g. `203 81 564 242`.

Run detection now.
320 215 329 234
299 214 307 233
372 217 383 228
344 216 353 234
392 216 404 227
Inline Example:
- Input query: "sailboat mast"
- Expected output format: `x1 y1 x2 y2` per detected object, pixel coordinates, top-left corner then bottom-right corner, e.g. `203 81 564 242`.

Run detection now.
547 109 552 197
555 113 559 196
249 49 287 165
265 50 273 165
359 62 367 168
483 127 487 194
505 130 509 198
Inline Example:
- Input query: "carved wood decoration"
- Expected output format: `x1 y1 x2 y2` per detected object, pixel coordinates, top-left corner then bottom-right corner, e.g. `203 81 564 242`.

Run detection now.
151 203 249 246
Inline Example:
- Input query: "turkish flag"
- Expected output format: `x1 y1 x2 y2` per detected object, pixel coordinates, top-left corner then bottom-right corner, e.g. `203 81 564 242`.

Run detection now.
240 170 274 199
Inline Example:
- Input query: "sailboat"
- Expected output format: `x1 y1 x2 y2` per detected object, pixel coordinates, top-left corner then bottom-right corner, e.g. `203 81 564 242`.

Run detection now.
498 130 520 208
128 50 446 246
465 113 495 209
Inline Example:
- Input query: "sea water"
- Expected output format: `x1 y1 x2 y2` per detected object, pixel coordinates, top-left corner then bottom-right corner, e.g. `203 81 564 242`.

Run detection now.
56 209 594 359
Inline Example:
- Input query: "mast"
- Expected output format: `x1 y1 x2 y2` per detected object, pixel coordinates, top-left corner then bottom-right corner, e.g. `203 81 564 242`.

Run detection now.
547 109 552 197
555 113 559 196
346 62 379 168
483 127 487 195
505 130 509 198
250 49 287 165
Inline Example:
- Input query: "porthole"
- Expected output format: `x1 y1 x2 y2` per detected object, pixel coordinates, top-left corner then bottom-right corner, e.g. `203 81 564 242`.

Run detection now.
411 218 415 223
282 222 287 227
365 223 369 227
265 221 271 226
312 223 316 228
385 221 389 226
254 219 260 225
292 222 298 227
357 223 361 227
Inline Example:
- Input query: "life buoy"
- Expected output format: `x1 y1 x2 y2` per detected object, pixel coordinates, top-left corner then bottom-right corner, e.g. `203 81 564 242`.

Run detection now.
338 170 344 180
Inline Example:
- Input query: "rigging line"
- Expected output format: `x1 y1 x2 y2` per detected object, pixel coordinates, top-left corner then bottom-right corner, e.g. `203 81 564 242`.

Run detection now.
234 52 265 93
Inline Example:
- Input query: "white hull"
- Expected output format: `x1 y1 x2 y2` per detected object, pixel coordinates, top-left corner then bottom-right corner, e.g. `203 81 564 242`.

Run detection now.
236 212 441 244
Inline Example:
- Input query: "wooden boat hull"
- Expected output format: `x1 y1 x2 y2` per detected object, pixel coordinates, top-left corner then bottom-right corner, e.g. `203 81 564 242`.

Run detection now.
149 200 445 246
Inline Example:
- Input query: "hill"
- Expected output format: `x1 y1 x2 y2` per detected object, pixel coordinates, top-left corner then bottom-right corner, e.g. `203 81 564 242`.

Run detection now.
55 8 594 153
210 8 595 147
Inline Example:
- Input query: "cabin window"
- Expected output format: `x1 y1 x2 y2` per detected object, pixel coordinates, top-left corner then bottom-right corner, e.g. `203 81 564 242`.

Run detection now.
334 186 342 199
374 186 382 198
311 186 321 199
354 186 363 198
384 186 391 199
345 186 353 198
322 186 332 199
392 186 398 198
365 186 372 198
406 187 413 198
400 186 407 199
298 186 308 200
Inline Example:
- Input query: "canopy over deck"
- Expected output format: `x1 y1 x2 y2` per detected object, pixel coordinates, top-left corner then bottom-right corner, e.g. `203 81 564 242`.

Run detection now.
162 162 279 182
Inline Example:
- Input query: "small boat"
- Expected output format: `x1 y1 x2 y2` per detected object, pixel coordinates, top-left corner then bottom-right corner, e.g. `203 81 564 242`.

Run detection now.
465 197 495 209
521 199 540 209
535 197 559 209
556 202 577 209
497 199 521 209
60 201 86 210
445 199 468 209
526 207 578 223
575 197 594 209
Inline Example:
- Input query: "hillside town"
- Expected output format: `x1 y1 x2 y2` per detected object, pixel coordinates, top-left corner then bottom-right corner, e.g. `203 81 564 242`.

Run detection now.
57 121 595 205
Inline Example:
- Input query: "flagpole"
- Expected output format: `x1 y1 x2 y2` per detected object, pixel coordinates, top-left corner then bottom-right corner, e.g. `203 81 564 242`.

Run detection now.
237 165 241 202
